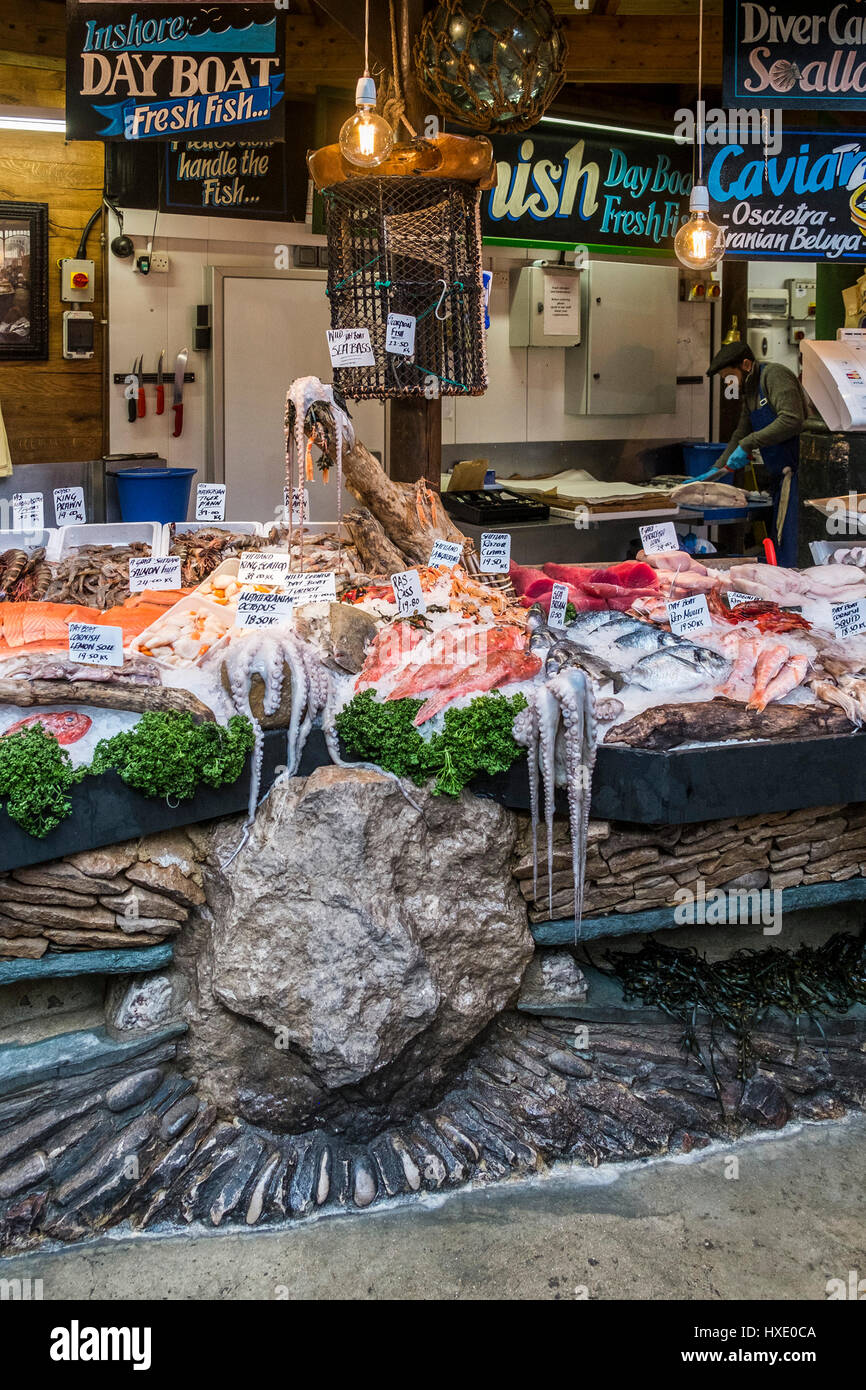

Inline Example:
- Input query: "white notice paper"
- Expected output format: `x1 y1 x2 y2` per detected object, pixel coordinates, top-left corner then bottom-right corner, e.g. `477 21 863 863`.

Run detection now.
832 597 866 639
639 522 679 554
237 590 296 628
391 568 425 617
430 538 463 567
548 582 569 629
53 487 86 526
479 531 511 573
543 273 580 337
196 484 227 522
726 590 758 608
129 557 182 593
68 622 124 668
667 593 712 636
386 313 416 357
12 492 43 531
327 328 376 368
237 553 291 587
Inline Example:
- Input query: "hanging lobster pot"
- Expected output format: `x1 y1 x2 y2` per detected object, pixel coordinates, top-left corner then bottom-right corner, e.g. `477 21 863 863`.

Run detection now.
307 134 496 401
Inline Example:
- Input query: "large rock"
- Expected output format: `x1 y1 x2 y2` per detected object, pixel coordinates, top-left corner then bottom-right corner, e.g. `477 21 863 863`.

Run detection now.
176 768 532 1134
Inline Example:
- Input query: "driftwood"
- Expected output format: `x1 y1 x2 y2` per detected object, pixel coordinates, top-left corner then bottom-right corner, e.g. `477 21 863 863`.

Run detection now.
343 508 409 576
0 679 216 721
342 439 472 569
605 697 853 750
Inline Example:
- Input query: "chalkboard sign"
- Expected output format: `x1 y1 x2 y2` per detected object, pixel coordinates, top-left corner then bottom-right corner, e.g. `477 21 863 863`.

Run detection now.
105 101 314 221
67 1 286 142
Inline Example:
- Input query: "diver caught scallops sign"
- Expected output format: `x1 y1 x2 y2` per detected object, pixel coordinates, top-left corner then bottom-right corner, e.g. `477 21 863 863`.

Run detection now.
66 2 286 142
723 0 866 108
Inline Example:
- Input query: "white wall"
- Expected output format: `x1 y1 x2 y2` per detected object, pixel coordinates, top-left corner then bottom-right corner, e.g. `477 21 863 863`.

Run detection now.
108 212 712 487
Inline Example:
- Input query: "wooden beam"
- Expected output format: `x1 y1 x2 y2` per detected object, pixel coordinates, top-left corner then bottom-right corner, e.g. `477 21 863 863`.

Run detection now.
562 14 723 83
307 1 392 70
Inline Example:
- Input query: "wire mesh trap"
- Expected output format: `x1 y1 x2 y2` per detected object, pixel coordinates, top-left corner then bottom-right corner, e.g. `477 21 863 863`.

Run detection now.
323 176 488 400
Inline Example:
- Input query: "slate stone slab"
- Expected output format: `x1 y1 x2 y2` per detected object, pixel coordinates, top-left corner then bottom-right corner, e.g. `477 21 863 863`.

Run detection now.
0 945 173 987
0 1023 187 1099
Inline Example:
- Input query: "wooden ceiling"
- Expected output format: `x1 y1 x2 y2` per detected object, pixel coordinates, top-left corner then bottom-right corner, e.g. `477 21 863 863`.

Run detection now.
1 0 722 112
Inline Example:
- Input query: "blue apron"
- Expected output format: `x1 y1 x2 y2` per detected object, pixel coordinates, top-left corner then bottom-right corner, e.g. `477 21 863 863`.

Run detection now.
750 364 800 567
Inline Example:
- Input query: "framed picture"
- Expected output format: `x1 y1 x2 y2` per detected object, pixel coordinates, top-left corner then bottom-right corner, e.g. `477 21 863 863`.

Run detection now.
0 202 49 362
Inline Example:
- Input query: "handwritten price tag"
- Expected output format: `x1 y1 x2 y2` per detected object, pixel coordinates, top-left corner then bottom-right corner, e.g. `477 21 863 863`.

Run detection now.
237 553 291 587
327 327 375 368
12 492 43 532
283 572 337 606
667 593 712 636
53 487 86 526
386 313 416 357
548 582 569 629
726 590 758 608
391 568 425 617
196 484 226 522
283 487 310 525
129 557 182 593
430 538 463 567
832 598 866 639
237 590 296 628
479 531 511 573
639 522 679 554
68 622 124 668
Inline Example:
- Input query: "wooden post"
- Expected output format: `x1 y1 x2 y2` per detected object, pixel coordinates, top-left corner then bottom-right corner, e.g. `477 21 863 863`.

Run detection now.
387 0 444 489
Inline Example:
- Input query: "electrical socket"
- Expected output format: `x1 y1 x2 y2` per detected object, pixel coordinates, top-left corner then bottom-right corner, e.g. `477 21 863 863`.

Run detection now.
150 252 170 273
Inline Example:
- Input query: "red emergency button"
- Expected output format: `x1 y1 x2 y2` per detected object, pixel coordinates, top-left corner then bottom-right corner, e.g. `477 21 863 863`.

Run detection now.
72 271 89 289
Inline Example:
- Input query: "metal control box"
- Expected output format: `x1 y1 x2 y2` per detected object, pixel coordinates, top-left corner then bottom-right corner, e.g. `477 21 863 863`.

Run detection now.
563 260 677 416
60 258 95 303
509 264 582 348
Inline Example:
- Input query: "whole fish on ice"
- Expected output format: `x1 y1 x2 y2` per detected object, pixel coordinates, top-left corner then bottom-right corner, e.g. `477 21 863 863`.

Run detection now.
1 711 92 745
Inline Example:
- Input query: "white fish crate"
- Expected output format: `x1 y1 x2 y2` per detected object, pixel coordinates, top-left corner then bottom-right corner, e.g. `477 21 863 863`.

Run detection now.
46 522 165 564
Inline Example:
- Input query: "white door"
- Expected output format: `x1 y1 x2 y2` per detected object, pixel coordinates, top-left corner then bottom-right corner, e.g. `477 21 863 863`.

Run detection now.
221 273 386 524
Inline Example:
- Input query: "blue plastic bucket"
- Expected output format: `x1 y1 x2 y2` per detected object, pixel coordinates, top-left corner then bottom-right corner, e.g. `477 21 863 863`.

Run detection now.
109 467 197 524
682 443 727 477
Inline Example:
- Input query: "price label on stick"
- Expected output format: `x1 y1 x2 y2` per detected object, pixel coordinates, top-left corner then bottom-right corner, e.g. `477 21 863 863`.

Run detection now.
386 313 416 357
237 590 296 628
727 590 757 608
430 538 462 567
53 487 86 526
68 622 124 668
667 593 712 636
129 556 182 593
391 568 425 617
548 581 569 629
639 521 679 554
326 327 376 368
479 531 511 573
12 492 43 532
196 484 226 523
832 598 866 639
284 488 310 525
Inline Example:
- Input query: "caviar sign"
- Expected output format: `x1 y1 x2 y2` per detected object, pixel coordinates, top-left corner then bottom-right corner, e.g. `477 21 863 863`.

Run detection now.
723 0 866 108
66 2 286 142
706 131 866 260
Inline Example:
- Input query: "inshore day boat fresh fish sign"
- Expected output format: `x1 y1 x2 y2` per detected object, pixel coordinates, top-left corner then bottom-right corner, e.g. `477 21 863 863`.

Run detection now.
723 0 866 109
66 1 286 142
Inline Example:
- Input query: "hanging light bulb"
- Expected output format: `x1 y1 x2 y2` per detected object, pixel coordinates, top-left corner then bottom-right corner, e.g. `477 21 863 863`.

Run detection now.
675 184 726 270
339 75 394 168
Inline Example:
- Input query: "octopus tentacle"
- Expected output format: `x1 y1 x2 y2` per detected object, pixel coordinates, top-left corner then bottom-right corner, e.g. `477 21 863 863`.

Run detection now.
535 684 560 916
547 669 598 939
513 697 540 902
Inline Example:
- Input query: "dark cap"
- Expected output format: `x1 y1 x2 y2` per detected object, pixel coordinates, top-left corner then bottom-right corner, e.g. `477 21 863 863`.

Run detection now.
707 341 754 377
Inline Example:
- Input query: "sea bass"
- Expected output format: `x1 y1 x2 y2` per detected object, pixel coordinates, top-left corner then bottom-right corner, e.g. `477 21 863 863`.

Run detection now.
1 711 92 745
545 639 625 692
630 646 729 692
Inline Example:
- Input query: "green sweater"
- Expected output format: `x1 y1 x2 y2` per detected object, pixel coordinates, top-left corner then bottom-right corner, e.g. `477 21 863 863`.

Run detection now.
718 362 808 469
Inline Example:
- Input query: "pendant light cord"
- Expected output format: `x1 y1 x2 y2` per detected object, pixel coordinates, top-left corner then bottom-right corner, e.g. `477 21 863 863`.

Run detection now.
697 0 704 184
365 0 370 76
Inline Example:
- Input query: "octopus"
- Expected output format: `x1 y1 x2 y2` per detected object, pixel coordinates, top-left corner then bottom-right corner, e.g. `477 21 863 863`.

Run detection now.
284 377 355 572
